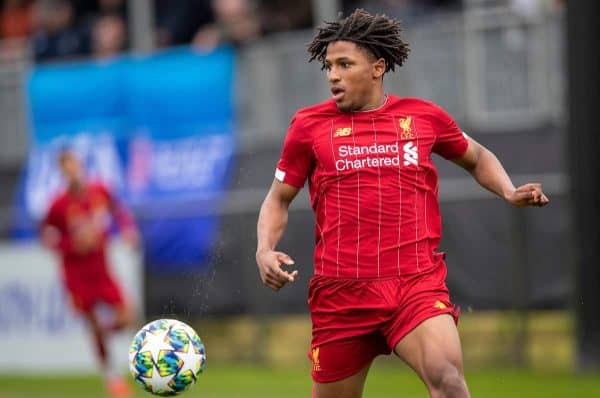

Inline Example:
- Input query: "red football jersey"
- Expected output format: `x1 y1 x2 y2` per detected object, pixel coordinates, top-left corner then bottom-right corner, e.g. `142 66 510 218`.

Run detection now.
41 182 134 282
276 95 468 278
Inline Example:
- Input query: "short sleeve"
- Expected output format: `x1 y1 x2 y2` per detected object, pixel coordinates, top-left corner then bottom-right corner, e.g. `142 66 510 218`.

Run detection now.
430 104 469 160
98 183 137 230
275 115 314 188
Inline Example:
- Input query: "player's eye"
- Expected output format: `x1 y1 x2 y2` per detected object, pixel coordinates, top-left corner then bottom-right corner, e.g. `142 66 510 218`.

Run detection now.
324 64 332 71
341 62 350 69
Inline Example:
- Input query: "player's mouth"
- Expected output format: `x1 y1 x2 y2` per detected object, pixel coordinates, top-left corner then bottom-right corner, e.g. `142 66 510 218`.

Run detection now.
331 87 345 101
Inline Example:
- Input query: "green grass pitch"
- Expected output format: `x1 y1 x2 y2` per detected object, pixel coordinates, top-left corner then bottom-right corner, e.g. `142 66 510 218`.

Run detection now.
1 364 599 397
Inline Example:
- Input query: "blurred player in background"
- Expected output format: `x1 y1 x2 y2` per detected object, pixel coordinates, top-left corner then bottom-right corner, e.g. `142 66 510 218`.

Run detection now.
256 9 549 398
40 149 138 398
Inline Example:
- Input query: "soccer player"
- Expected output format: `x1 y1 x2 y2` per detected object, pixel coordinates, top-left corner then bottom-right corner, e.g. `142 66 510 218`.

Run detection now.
40 149 138 398
255 9 549 398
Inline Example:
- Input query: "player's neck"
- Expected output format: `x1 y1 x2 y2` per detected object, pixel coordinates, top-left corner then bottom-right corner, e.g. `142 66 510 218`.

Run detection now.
68 180 85 194
355 89 386 112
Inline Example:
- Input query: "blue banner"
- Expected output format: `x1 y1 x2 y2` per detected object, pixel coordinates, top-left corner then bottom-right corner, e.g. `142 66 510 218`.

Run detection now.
13 47 236 271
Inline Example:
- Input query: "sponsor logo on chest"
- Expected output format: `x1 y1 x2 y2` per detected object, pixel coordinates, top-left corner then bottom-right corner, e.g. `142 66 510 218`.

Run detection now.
331 116 420 172
335 140 419 172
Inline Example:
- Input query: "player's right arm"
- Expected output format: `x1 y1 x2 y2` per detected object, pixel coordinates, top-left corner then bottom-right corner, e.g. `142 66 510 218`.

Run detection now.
256 179 301 291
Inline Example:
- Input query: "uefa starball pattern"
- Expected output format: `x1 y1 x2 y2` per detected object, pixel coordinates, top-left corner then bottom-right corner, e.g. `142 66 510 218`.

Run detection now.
129 319 206 396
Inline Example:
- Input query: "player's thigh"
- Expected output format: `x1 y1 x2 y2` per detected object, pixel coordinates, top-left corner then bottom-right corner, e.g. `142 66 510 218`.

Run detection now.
99 275 134 324
314 362 371 398
394 314 464 381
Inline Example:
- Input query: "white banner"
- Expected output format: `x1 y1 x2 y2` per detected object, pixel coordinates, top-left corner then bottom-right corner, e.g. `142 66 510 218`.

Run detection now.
0 241 142 374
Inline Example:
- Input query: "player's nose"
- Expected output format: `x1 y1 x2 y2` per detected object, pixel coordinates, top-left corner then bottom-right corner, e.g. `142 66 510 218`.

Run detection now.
327 68 341 83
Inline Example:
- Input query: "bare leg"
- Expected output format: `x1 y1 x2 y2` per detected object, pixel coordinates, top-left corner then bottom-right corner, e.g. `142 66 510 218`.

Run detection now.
110 302 134 332
314 362 372 398
82 310 110 372
84 308 132 398
395 314 470 398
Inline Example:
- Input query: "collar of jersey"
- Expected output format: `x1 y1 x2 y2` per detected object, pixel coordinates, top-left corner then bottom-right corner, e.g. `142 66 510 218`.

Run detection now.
352 95 389 113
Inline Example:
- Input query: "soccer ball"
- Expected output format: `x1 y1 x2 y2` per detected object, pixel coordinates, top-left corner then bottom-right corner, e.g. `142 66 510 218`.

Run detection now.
129 319 206 396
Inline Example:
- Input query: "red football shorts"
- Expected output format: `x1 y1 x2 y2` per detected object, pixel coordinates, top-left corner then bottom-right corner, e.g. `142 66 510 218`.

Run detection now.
308 259 460 383
63 270 126 314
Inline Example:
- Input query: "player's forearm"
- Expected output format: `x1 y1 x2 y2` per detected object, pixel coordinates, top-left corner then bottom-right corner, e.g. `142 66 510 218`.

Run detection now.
467 147 515 201
256 195 289 255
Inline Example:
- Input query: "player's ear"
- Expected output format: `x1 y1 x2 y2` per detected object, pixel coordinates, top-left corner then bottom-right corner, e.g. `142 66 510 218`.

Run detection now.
372 58 385 79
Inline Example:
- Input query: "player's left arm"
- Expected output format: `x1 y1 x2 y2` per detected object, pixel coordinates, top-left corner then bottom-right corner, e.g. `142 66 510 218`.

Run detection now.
452 136 549 208
102 185 140 247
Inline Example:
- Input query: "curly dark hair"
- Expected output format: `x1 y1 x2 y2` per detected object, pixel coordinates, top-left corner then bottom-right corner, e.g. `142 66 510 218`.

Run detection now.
307 9 410 73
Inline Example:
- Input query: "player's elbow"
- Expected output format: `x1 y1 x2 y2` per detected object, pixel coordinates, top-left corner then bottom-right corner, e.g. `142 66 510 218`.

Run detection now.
266 183 298 209
262 191 291 215
456 141 486 173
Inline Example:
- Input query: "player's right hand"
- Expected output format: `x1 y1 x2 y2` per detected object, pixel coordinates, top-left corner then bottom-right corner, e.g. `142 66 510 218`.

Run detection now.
506 183 549 208
255 249 298 291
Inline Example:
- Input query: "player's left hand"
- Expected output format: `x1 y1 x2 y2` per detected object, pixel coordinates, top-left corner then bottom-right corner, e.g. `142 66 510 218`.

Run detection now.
506 183 549 208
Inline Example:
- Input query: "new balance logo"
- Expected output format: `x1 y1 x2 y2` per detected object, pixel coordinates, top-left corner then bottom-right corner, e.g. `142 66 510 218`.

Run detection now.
434 300 447 310
403 141 418 166
334 127 352 137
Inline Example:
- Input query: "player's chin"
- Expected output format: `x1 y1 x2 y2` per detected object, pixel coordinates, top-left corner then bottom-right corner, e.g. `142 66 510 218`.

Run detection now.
335 100 353 113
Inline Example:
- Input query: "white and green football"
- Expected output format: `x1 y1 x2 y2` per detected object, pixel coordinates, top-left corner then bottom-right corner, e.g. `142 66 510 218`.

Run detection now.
129 319 206 396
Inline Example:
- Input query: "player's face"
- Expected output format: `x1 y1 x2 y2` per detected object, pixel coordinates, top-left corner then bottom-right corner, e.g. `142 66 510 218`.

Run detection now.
324 40 384 112
59 153 83 184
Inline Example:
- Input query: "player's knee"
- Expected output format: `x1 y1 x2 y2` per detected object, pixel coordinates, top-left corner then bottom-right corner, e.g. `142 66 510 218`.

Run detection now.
117 313 134 330
439 368 467 395
426 363 467 397
109 308 134 332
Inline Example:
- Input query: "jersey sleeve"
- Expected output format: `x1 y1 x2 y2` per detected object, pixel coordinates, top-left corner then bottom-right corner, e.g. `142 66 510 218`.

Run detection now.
275 115 314 188
430 104 469 160
98 183 136 232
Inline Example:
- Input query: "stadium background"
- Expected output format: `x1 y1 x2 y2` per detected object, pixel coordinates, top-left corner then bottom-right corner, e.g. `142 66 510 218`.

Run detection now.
1 0 599 397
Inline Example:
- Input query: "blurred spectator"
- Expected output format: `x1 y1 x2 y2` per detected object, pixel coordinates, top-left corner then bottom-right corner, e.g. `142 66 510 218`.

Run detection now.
8 0 322 62
257 0 312 36
73 0 128 59
192 0 260 50
31 0 88 62
154 0 215 47
91 13 125 59
0 0 34 41
155 0 260 51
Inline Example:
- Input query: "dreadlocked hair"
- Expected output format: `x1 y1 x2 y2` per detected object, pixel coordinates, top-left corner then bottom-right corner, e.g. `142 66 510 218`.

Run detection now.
307 9 410 73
